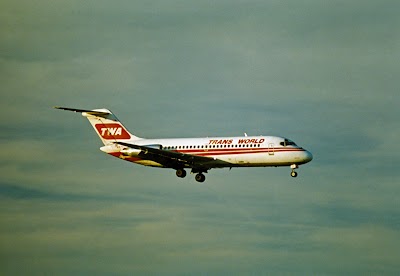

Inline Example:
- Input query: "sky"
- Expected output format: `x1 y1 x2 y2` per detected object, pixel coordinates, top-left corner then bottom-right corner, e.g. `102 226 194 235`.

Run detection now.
1 0 399 274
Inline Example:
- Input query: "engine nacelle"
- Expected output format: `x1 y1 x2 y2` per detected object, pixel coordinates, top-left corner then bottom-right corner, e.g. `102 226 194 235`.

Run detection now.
143 144 162 149
120 147 141 157
117 144 163 157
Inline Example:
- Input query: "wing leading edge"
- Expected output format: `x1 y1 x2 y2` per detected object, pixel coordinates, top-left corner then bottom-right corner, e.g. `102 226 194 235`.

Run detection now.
114 142 231 170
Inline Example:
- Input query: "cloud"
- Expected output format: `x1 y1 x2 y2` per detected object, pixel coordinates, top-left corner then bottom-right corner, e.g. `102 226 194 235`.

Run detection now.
309 225 400 274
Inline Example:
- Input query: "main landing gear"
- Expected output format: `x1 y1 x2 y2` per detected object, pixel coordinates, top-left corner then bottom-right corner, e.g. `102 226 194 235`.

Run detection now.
176 168 187 178
194 173 206 183
290 164 298 178
176 169 206 183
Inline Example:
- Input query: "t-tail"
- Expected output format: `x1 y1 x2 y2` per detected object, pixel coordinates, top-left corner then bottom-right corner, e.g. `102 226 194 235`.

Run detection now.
54 107 141 145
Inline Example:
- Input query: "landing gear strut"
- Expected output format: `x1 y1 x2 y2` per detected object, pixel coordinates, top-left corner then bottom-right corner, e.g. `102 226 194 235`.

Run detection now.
290 164 298 178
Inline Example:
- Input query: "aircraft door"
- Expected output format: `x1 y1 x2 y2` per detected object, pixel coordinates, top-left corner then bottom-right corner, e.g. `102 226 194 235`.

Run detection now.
268 143 274 155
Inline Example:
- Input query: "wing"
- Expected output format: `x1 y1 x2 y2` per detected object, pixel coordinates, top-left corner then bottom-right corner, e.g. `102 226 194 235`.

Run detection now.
115 142 231 170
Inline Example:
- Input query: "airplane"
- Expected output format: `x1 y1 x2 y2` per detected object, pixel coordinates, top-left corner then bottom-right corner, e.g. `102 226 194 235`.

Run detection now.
55 107 313 182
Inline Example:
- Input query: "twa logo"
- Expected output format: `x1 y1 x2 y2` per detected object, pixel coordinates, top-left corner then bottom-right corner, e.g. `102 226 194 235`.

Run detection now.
95 124 131 140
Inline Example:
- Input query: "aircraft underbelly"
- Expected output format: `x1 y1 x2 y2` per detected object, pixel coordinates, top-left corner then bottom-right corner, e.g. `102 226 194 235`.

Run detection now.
217 152 293 167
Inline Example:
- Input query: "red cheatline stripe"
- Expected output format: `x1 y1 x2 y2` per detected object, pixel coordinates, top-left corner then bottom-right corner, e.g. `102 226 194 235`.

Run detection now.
109 147 305 161
176 147 305 156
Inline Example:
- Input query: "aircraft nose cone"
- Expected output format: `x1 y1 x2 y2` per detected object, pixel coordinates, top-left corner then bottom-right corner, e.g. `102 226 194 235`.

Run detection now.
304 150 313 163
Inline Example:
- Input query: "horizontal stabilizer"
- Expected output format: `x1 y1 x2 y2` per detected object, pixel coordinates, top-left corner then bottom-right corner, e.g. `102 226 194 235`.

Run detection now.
54 106 111 116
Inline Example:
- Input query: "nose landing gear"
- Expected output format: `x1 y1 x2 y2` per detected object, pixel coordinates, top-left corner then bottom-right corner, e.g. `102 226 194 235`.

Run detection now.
290 164 298 178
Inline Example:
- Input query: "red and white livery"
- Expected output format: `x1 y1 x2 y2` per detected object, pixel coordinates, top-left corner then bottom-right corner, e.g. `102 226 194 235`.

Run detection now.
55 107 313 182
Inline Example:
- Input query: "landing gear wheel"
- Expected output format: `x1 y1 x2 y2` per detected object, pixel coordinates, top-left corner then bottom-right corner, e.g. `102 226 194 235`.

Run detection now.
290 164 299 178
195 173 206 183
176 169 187 178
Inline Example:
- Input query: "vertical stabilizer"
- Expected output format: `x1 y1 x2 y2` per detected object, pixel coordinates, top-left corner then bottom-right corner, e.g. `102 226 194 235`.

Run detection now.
54 107 141 145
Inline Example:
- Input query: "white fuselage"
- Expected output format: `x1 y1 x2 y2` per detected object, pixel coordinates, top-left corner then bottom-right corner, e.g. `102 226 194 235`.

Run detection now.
102 135 313 168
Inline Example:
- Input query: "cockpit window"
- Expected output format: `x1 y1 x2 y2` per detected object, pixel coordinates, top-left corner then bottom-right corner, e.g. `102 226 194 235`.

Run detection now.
280 139 297 147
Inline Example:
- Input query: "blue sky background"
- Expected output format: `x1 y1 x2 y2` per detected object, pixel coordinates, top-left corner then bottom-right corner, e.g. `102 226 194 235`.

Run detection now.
1 0 399 275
